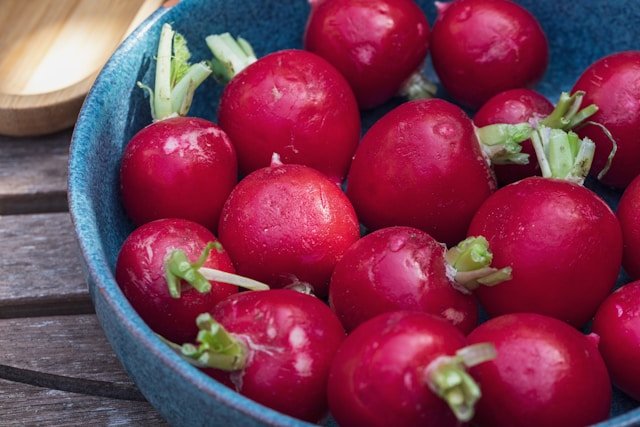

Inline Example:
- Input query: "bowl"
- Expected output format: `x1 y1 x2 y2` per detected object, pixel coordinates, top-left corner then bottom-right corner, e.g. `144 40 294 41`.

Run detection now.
68 0 640 425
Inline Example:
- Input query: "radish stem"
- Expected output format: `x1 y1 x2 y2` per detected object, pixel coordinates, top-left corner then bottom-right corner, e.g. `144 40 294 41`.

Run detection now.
138 23 212 121
398 70 437 100
541 91 598 130
423 343 496 422
530 125 595 184
162 313 248 371
206 33 257 83
199 268 270 291
475 123 532 165
445 237 512 291
165 242 270 298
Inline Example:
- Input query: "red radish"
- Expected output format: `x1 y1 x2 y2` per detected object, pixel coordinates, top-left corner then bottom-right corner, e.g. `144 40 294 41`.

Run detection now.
468 119 622 326
120 117 237 231
120 24 236 231
467 313 612 427
328 311 496 427
115 218 238 343
218 162 360 298
430 0 548 108
346 98 530 247
329 226 512 333
304 0 434 109
572 51 640 188
592 281 640 401
169 289 345 422
206 35 360 184
468 176 622 326
618 174 640 278
474 89 553 185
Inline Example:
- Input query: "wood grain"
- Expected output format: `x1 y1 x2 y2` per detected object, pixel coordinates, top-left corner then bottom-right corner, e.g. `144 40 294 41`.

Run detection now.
0 130 70 215
0 212 92 318
0 379 166 426
0 315 138 391
0 0 164 136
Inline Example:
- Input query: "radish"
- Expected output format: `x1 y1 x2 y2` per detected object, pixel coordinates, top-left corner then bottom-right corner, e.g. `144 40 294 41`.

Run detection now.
116 218 247 343
304 0 434 109
430 0 548 108
120 24 237 231
329 226 512 333
572 51 640 188
346 98 532 246
466 313 612 427
166 289 345 422
206 34 360 184
467 123 623 326
592 281 640 402
618 174 640 278
218 162 360 298
328 311 496 427
474 89 553 185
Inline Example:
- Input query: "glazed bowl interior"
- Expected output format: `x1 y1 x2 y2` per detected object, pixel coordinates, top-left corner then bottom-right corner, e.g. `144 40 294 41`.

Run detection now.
68 0 640 425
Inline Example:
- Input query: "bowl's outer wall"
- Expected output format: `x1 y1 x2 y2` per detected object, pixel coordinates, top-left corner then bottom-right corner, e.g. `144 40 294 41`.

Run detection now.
68 0 640 426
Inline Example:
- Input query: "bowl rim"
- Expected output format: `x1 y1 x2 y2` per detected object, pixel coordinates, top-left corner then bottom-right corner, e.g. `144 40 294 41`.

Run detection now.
67 0 640 426
67 1 315 426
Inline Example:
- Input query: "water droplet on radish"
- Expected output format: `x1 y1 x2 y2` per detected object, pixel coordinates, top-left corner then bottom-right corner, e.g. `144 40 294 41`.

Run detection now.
456 6 472 21
388 235 407 252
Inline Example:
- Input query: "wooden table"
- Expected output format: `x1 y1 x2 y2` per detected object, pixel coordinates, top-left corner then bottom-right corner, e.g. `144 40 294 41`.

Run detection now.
0 130 166 425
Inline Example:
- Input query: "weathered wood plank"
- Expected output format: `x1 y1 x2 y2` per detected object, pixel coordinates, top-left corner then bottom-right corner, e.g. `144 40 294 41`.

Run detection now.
0 379 167 426
0 212 92 317
0 315 132 386
0 130 70 214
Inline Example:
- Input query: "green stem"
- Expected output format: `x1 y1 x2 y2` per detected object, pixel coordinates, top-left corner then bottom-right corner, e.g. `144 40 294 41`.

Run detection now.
170 62 213 116
206 33 257 83
540 91 598 131
530 125 595 184
475 123 533 165
165 242 271 298
160 313 248 371
153 23 174 120
199 268 270 291
138 23 212 121
474 91 600 167
397 70 437 101
575 120 618 180
423 343 496 422
445 237 512 291
283 280 316 296
165 243 217 298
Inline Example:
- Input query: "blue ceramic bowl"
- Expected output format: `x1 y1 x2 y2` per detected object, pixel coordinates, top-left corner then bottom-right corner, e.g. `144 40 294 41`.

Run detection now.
69 0 640 425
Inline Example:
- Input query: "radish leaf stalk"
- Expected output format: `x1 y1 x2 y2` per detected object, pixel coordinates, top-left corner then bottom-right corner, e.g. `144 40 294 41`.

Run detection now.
530 126 595 184
445 236 512 291
206 33 257 83
424 343 496 422
138 23 212 121
166 242 270 298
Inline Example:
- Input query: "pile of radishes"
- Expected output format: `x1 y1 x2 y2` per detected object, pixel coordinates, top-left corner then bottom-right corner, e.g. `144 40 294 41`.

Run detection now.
114 0 640 425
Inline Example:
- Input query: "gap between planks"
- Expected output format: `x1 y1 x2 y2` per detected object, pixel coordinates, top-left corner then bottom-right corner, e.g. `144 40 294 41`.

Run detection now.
0 314 142 401
0 378 166 426
0 130 70 215
0 211 91 318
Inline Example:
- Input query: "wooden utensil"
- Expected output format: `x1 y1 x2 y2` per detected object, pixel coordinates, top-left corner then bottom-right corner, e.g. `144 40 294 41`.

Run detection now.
0 0 164 137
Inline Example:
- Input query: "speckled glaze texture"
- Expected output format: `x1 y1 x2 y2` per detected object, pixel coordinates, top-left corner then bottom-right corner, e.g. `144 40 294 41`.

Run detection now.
68 0 640 425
